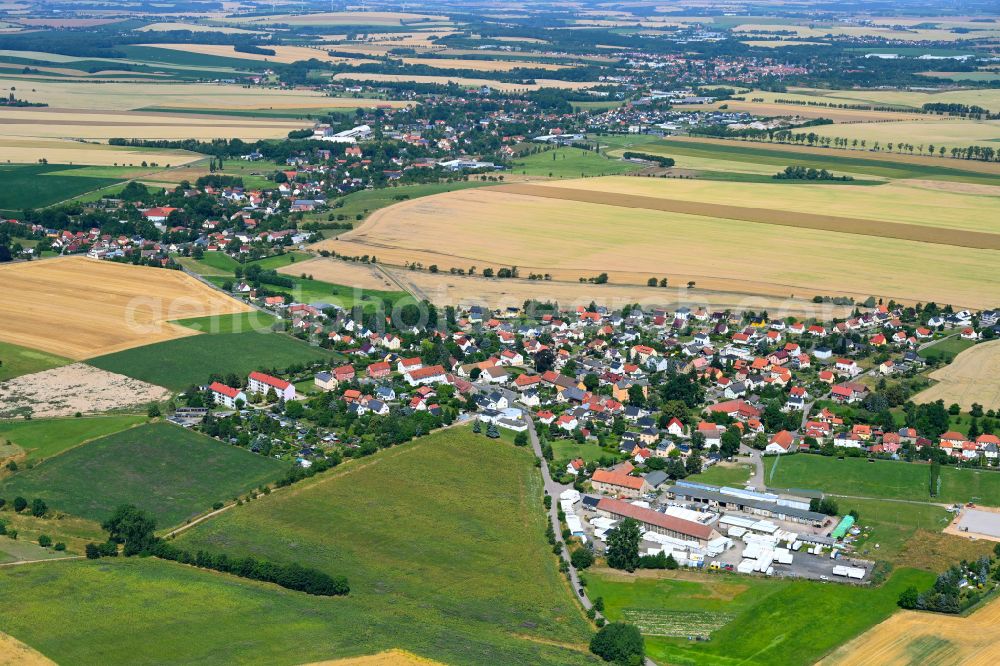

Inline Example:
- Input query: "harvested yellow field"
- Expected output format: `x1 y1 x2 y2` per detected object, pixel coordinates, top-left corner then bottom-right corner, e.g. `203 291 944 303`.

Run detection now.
732 22 1000 41
0 108 308 141
530 176 1000 234
740 40 829 47
382 266 853 319
136 21 264 33
684 100 928 122
141 43 374 65
277 257 399 291
743 87 1000 112
0 136 200 166
317 183 1000 308
0 631 55 666
821 594 1000 666
807 118 1000 152
305 649 443 666
0 77 375 112
230 11 448 26
332 72 598 91
401 57 566 71
0 257 250 359
914 340 1000 411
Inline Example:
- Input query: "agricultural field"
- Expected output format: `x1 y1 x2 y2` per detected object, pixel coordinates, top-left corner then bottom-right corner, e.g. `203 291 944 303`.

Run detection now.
319 178 1000 309
139 43 374 65
0 414 146 463
0 341 69 382
14 427 607 665
0 163 158 211
511 146 637 178
0 364 170 419
225 11 450 26
586 567 933 666
0 421 285 526
277 258 399 291
765 454 1000 506
915 340 1000 411
0 136 200 167
319 180 495 228
87 326 338 391
733 87 1000 114
823 593 1000 666
803 118 1000 154
400 56 566 71
0 257 250 359
332 72 600 91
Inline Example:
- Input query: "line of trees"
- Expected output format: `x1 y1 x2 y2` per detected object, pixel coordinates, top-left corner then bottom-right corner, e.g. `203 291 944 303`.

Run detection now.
86 504 349 597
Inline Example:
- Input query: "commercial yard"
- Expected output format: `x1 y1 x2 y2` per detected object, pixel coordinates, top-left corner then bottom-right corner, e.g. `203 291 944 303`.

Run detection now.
319 181 1000 308
0 257 250 359
0 421 285 526
914 340 1000 411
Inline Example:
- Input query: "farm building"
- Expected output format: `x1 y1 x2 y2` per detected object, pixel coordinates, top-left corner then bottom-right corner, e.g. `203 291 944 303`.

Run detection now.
596 498 720 545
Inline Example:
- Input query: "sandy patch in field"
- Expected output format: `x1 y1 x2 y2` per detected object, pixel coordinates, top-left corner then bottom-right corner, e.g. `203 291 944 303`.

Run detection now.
140 43 375 65
277 257 397 291
304 649 443 666
0 632 55 666
0 364 170 419
821 593 1000 665
316 185 1000 309
914 340 1000 411
332 72 599 91
0 257 250 359
381 267 852 320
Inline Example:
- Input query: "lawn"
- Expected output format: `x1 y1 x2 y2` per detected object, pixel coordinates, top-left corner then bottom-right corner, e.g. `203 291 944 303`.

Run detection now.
512 146 637 178
171 427 595 664
838 496 952 564
173 311 280 334
0 340 70 382
689 462 754 487
0 422 285 527
551 439 620 465
918 336 975 363
587 567 934 666
0 164 136 212
203 273 402 311
0 414 147 463
87 329 337 391
766 454 1000 505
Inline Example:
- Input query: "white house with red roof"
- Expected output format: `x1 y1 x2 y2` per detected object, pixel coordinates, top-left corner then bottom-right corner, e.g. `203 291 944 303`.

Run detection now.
248 371 296 401
209 382 246 409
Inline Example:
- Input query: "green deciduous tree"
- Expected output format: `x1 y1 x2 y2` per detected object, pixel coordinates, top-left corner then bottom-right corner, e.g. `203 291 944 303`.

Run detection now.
590 622 645 664
606 518 641 572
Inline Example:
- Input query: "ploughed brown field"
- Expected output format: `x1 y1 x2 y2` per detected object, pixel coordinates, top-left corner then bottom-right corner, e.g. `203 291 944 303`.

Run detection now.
0 257 250 359
316 177 1000 309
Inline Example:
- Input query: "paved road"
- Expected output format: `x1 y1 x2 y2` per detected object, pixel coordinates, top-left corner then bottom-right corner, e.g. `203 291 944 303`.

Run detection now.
523 413 594 612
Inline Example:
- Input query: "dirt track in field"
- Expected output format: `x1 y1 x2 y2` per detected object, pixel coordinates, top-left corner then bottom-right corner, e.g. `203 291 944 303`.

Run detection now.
490 183 1000 250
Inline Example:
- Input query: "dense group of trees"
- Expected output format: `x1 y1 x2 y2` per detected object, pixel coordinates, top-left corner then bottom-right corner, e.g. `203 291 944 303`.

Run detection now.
773 166 852 181
899 553 997 614
87 504 349 596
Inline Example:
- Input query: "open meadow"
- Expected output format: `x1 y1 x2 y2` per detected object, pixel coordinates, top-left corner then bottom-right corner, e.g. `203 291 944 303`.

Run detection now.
822 593 1000 666
586 566 933 666
0 429 597 665
0 163 163 211
0 257 250 359
318 177 1000 309
0 341 68 382
0 414 146 463
0 421 285 526
914 340 1000 411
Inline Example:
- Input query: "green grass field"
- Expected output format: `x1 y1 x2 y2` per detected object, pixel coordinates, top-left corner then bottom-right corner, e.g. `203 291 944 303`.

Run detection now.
602 137 1000 185
838 496 952 564
173 311 280 334
918 336 975 362
0 164 139 212
87 329 337 391
766 454 1000 505
551 439 618 464
190 250 312 274
0 422 285 527
202 273 403 311
512 146 636 178
587 567 933 666
172 427 595 664
0 341 70 382
0 414 146 463
689 462 754 487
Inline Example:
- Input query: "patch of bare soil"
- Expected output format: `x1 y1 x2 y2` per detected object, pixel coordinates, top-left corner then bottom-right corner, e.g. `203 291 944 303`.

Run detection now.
0 363 170 418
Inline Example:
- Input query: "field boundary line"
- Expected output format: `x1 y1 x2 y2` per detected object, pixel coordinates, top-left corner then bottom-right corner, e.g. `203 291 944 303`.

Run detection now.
0 555 84 567
490 183 1000 251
